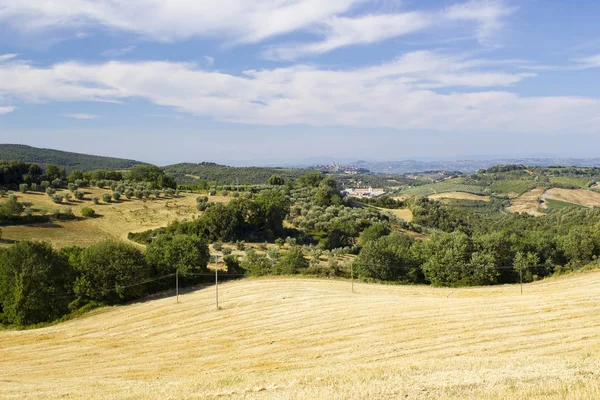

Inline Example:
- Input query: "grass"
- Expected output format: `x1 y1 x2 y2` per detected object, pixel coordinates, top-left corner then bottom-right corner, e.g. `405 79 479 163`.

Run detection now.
545 198 586 210
489 179 538 195
1 273 599 399
549 176 594 188
401 179 485 197
0 188 230 248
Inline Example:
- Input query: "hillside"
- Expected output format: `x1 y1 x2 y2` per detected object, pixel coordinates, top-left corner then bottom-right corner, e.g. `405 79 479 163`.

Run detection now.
2 274 599 399
165 162 314 185
0 144 149 171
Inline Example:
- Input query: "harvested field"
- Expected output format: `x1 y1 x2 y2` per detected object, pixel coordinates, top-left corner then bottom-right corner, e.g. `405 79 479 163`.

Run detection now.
387 207 413 222
543 188 600 208
429 192 491 202
507 187 546 216
1 273 600 399
0 189 229 248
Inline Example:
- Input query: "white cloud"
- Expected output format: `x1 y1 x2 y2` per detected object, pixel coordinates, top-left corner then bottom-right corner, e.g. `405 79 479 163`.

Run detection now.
0 52 597 134
0 106 15 114
573 54 600 69
102 45 136 57
0 54 18 62
203 56 215 66
444 0 517 45
64 113 99 120
0 0 366 43
265 12 431 60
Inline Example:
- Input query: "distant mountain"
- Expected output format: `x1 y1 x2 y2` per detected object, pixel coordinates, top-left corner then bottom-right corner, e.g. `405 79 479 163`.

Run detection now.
0 144 150 171
348 158 600 174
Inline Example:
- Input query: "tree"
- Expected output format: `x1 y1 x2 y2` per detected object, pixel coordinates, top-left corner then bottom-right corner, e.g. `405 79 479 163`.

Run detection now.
45 164 66 182
0 197 24 219
19 183 28 193
81 207 96 218
102 193 112 203
0 241 75 325
268 175 285 186
75 240 149 304
112 191 121 201
146 234 210 275
359 222 391 245
355 233 418 282
240 250 272 276
273 247 307 275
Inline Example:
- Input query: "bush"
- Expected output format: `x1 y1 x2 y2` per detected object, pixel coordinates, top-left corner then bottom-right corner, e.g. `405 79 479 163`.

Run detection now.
232 192 240 198
275 238 285 247
209 188 217 196
236 240 246 251
213 241 223 251
92 196 100 205
102 193 112 203
81 207 96 218
74 190 85 200
223 254 245 275
221 190 229 197
52 194 63 204
146 234 210 275
63 193 72 202
240 251 272 276
19 183 28 193
46 187 56 196
222 247 233 256
273 247 307 275
112 191 121 201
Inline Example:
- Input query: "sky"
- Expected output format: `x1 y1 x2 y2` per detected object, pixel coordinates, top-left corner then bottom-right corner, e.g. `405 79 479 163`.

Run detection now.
0 0 600 166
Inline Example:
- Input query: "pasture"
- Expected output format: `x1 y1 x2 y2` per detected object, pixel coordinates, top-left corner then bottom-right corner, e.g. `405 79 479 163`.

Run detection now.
0 188 229 248
1 273 599 399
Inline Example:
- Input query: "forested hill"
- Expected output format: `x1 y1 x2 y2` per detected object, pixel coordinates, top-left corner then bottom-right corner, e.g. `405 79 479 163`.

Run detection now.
164 162 313 185
0 144 149 171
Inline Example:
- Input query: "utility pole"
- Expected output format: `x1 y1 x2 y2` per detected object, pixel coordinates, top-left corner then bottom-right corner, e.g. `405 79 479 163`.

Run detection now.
176 270 179 304
520 266 523 295
351 262 354 293
215 254 219 310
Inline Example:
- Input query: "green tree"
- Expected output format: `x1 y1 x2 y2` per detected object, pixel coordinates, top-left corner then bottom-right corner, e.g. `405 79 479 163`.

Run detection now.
75 240 149 304
273 247 307 275
355 233 418 282
0 241 74 325
81 207 96 218
146 234 210 275
240 250 272 276
268 175 285 186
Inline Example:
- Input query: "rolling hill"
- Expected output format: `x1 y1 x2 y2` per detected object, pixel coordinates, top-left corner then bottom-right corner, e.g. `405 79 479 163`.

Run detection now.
2 274 599 399
0 144 149 171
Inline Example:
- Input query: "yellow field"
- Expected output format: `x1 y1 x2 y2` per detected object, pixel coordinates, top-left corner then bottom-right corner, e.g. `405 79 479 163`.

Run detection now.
543 188 600 208
2 273 599 399
429 192 491 202
507 187 546 216
375 207 413 223
1 189 229 248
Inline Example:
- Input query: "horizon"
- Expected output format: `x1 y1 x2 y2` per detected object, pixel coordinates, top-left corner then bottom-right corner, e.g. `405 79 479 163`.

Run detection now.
1 1 600 163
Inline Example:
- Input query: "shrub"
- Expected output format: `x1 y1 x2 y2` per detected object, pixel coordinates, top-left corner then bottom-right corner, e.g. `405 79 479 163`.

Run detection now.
240 251 272 276
209 188 217 196
81 207 96 218
222 247 233 256
63 193 72 202
221 190 229 197
213 241 223 251
46 187 56 196
232 192 240 198
146 234 210 275
92 196 100 205
74 190 85 200
273 247 308 275
236 240 246 251
52 194 63 204
51 178 63 188
275 238 285 247
258 242 268 251
102 193 112 203
30 183 38 191
40 181 50 189
19 183 28 193
223 254 245 275
112 191 121 201
68 183 77 192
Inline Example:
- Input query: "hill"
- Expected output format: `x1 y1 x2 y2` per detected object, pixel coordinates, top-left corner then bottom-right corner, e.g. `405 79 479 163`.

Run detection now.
164 162 314 185
0 144 149 171
2 274 599 399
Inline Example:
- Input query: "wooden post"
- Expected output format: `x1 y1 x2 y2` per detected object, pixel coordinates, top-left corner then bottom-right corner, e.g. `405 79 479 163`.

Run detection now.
215 254 219 310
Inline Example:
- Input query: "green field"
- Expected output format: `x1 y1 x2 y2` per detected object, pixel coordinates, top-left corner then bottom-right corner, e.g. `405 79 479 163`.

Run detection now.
549 176 594 188
545 198 586 211
488 179 538 195
401 180 485 196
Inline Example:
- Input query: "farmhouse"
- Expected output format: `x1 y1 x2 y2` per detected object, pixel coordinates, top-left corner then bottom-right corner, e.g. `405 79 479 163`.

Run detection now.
344 187 386 198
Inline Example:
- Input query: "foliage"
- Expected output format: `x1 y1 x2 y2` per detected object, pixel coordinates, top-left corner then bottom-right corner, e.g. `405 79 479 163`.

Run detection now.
146 234 210 275
273 247 308 275
81 207 96 218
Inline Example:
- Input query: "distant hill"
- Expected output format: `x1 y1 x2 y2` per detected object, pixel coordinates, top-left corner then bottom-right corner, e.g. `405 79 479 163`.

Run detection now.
0 144 149 171
164 162 314 185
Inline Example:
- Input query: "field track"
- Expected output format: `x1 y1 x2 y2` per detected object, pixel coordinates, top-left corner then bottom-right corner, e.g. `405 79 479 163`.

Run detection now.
1 273 600 399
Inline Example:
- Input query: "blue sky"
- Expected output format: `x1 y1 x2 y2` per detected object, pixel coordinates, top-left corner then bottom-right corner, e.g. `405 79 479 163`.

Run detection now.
1 0 600 166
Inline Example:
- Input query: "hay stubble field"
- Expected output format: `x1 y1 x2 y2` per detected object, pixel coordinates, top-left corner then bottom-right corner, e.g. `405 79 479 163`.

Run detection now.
1 273 599 399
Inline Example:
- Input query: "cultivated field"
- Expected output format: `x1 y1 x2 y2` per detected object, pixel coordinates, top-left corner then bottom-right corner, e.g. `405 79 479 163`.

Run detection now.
507 187 546 216
401 180 485 197
543 188 600 208
2 273 599 399
429 192 491 202
0 189 229 248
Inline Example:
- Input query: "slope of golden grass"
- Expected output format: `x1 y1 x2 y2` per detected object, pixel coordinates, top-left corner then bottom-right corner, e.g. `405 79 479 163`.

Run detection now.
375 207 413 222
2 273 599 399
1 189 229 248
507 187 546 216
429 192 491 202
543 188 600 208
